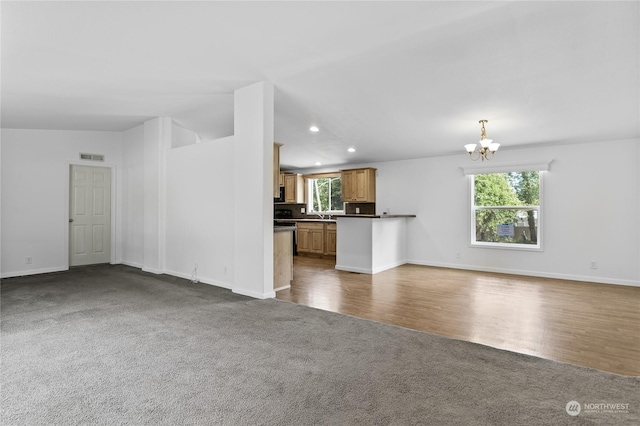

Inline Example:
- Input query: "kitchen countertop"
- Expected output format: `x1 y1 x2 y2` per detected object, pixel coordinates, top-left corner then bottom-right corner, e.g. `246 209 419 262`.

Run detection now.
337 214 416 219
274 225 296 232
274 218 337 223
275 215 415 223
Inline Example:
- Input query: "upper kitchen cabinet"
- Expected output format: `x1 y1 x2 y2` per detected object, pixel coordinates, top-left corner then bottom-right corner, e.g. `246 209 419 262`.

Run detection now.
273 143 282 197
341 167 376 203
283 173 305 203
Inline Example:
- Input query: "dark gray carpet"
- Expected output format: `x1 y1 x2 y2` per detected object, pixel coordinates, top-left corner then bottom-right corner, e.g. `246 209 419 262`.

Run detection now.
1 265 638 425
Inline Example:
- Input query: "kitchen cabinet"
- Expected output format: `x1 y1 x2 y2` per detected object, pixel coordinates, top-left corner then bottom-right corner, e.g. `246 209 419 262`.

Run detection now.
297 222 336 255
341 167 376 202
284 173 305 203
273 143 282 197
297 222 324 254
325 223 337 255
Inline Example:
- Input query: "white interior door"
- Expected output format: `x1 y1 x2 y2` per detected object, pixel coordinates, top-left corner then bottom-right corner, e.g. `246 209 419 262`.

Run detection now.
69 165 112 266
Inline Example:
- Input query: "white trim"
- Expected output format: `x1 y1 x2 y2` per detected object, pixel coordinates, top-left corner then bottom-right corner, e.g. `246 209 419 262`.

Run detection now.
407 260 640 287
470 241 543 252
372 260 407 274
335 260 407 274
163 268 233 290
462 159 553 175
335 265 373 274
1 266 68 279
232 288 276 299
141 267 163 275
65 161 118 269
305 175 345 215
469 170 544 251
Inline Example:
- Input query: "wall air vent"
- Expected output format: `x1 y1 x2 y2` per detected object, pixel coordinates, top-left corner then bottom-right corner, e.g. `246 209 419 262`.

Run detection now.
80 153 105 162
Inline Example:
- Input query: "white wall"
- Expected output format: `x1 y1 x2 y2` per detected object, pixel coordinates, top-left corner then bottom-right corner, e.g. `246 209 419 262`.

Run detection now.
233 82 275 299
171 124 201 148
164 136 235 288
369 138 639 286
122 125 145 268
1 129 123 277
4 128 635 289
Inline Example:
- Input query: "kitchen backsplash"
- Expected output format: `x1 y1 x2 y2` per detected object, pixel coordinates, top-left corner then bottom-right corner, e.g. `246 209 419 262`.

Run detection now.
274 202 376 218
345 203 376 215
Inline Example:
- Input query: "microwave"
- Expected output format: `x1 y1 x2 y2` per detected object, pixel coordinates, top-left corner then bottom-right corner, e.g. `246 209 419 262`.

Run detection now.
274 186 285 203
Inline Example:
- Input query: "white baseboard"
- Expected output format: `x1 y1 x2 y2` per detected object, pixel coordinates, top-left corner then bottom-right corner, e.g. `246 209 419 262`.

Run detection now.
335 264 373 274
120 260 143 269
1 266 68 279
406 260 640 287
162 268 233 290
335 260 408 275
233 287 276 299
141 267 163 275
372 260 407 274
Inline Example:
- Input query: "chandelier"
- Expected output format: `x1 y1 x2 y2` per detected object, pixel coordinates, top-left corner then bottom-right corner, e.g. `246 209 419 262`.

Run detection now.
464 119 500 161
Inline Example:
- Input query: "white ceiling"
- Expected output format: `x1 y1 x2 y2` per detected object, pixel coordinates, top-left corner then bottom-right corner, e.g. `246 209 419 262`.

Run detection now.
2 1 638 169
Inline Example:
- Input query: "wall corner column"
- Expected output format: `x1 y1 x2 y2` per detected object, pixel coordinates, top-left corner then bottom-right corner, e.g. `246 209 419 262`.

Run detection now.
142 117 172 274
233 82 275 299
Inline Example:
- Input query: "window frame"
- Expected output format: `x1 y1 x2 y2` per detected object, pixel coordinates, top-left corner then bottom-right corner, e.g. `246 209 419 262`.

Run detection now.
469 170 545 252
304 172 344 215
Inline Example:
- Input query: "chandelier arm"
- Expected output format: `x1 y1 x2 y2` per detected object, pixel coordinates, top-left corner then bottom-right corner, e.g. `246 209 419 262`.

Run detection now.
469 150 481 161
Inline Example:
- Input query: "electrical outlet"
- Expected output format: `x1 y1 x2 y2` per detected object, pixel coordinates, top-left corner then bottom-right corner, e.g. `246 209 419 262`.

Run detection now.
224 266 228 276
590 261 598 269
356 207 360 214
456 252 461 259
301 207 305 214
26 256 32 264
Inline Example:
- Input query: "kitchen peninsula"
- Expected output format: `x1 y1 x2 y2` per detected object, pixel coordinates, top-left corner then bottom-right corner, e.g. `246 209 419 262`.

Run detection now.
335 215 416 274
273 226 295 291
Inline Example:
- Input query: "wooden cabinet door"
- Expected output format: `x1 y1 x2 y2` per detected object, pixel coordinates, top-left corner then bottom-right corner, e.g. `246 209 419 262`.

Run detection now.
326 229 337 255
341 170 355 201
310 229 325 253
284 174 304 203
354 169 368 201
297 228 310 252
341 168 376 202
284 174 296 203
297 222 324 254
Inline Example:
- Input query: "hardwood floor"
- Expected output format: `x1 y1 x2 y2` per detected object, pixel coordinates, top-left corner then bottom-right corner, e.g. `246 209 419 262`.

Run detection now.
276 255 640 376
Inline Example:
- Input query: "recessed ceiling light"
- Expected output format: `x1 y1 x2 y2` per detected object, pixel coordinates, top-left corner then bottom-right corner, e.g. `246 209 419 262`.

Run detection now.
310 126 319 132
347 147 356 153
315 161 322 166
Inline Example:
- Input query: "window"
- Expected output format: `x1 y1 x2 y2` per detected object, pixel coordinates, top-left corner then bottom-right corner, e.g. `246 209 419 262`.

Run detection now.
471 171 542 250
306 173 343 214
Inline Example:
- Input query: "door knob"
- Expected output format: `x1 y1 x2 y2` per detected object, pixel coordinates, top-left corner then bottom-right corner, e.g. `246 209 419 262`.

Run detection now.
69 219 74 223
